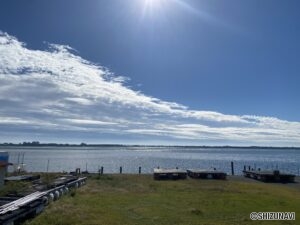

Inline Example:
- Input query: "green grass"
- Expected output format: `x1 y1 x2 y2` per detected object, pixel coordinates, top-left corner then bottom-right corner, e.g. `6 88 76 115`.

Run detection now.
26 175 299 225
0 181 32 196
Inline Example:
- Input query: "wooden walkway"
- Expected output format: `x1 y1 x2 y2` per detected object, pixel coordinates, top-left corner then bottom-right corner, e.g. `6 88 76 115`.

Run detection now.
243 170 295 183
153 168 227 180
0 177 87 225
187 169 227 179
153 168 187 180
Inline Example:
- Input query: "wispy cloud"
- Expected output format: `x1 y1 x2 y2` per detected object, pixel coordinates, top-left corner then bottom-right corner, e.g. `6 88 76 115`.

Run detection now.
0 32 300 145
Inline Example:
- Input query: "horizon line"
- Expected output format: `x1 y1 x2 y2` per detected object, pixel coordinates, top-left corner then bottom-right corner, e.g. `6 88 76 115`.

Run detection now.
0 142 300 149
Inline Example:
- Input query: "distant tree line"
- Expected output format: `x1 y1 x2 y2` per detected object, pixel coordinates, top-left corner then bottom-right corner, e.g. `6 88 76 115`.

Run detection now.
0 142 299 149
0 141 124 147
0 141 75 146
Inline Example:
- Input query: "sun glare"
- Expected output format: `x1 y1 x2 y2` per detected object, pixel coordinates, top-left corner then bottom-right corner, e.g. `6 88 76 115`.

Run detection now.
142 0 163 14
144 0 160 7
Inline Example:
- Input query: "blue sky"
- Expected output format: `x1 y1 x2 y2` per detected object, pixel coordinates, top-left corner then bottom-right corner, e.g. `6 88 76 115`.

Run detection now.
0 0 300 146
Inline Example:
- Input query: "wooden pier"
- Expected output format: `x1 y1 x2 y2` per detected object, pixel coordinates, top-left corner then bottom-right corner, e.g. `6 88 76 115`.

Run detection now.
243 169 295 183
153 168 187 180
5 174 41 182
187 169 227 180
0 176 87 225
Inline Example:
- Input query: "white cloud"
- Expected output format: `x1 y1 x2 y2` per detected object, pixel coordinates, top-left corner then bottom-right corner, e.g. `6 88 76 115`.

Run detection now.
62 119 118 126
0 32 300 146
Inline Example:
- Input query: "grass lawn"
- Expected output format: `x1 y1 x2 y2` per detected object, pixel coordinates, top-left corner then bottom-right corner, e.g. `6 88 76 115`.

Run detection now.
25 175 299 225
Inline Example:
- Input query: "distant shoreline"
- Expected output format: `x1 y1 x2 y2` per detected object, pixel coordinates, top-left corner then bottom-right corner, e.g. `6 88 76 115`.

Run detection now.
0 142 300 149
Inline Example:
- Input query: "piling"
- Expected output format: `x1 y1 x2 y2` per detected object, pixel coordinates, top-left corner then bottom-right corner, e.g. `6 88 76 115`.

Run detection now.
75 168 81 174
120 166 122 174
101 166 103 175
231 161 234 175
46 159 50 173
139 166 141 174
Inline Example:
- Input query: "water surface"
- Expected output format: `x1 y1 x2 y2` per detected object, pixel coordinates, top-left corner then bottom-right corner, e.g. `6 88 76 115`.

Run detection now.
2 146 299 175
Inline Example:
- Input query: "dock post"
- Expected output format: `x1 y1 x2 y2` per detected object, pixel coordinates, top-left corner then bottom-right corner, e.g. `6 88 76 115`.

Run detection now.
231 162 234 175
101 166 103 175
139 166 141 174
120 166 122 174
243 165 246 171
47 159 50 173
248 166 251 171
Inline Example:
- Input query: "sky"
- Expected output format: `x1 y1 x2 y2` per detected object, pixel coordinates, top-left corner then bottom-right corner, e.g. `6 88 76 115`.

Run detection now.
0 0 300 146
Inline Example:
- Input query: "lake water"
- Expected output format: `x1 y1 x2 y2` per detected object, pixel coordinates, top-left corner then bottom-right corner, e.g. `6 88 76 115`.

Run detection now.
2 146 300 175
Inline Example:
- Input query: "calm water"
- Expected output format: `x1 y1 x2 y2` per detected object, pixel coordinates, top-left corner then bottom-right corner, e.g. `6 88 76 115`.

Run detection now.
2 146 300 175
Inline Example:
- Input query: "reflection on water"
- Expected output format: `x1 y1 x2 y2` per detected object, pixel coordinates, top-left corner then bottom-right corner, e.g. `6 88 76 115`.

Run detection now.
2 146 300 175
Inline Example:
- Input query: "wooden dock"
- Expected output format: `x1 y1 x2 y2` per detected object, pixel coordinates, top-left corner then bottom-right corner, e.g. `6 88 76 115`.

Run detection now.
243 170 295 183
187 169 227 180
5 174 41 182
153 168 187 180
0 176 87 225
